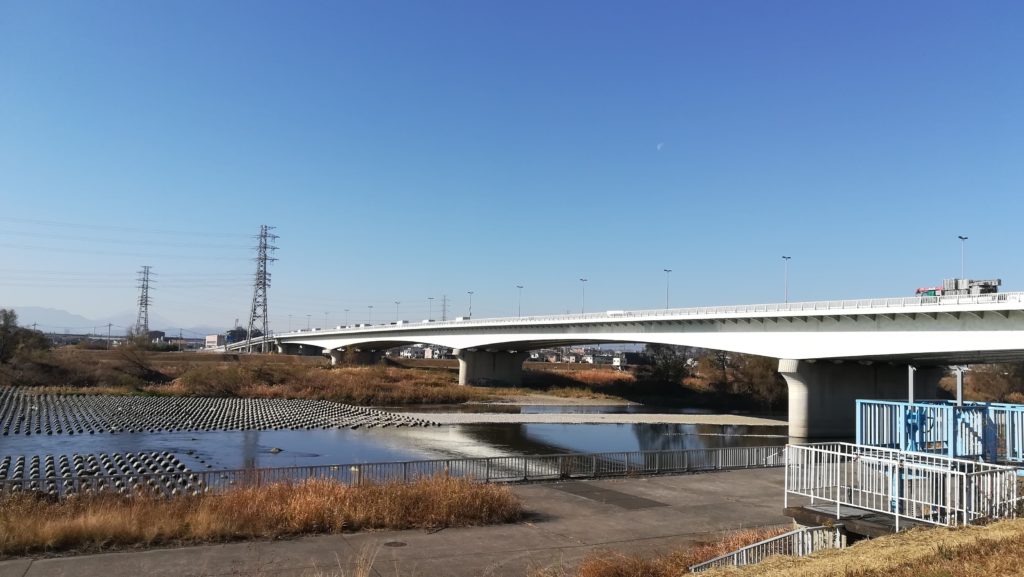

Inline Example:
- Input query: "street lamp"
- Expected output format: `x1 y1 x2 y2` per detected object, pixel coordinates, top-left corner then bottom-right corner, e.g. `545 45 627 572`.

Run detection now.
344 309 349 325
367 305 373 324
663 269 672 310
428 297 434 321
516 285 524 318
288 314 293 332
467 291 474 318
305 314 311 330
782 256 792 303
324 312 329 328
958 235 968 280
579 278 588 314
394 301 400 322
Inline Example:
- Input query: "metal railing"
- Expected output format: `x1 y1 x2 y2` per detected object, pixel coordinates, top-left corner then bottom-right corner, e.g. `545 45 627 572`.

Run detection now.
857 399 1024 463
785 443 1022 531
266 292 1024 338
689 524 845 573
0 445 785 499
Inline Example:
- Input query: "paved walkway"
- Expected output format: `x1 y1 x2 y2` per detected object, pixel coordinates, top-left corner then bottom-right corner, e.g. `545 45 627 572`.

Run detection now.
0 469 793 577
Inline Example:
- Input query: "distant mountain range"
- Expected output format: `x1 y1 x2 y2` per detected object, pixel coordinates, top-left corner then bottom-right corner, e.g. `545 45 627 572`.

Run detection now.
5 306 226 337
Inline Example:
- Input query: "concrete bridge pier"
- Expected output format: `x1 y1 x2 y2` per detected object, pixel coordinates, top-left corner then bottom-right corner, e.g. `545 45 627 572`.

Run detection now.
323 348 384 366
780 359 943 439
456 349 530 386
325 349 343 366
277 343 303 355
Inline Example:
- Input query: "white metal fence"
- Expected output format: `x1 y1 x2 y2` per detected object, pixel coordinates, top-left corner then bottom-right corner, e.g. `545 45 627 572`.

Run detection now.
0 445 785 499
785 443 1022 531
689 524 845 573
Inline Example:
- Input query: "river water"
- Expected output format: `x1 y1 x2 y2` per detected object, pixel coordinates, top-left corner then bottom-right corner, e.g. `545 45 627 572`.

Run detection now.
0 404 787 470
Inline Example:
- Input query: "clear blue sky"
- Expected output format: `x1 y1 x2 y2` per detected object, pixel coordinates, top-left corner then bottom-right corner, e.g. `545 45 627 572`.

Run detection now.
1 1 1022 331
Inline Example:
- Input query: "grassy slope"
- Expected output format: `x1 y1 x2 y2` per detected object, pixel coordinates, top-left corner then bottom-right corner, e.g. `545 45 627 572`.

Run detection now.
705 519 1024 577
0 477 522 557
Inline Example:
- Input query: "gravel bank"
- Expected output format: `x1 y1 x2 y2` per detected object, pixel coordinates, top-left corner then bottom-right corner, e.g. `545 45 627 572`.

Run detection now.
400 412 787 426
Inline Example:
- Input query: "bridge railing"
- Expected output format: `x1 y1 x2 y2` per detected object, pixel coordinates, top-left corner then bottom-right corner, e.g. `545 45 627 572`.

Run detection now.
275 291 1024 336
0 445 785 499
857 399 1024 463
785 442 1021 531
689 524 845 573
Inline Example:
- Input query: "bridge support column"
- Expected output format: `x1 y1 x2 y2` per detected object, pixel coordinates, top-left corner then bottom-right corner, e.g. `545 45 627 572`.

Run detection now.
456 349 530 386
780 359 942 439
325 349 343 366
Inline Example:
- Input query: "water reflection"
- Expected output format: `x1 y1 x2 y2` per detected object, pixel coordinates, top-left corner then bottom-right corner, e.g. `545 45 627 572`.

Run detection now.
1 421 788 470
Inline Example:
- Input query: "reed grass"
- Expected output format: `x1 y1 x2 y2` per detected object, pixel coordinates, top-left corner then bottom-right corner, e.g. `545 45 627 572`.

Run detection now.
0 476 522 557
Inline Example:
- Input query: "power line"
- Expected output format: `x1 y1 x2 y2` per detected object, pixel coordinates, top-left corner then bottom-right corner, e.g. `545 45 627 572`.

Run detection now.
0 243 251 260
0 217 251 238
247 225 278 353
0 230 251 250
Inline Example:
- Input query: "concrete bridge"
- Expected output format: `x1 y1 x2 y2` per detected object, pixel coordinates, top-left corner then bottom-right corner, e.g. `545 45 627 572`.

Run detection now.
230 292 1024 438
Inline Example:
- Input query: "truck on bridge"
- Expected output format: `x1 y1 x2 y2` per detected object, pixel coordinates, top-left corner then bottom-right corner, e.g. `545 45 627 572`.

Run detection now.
915 278 1001 297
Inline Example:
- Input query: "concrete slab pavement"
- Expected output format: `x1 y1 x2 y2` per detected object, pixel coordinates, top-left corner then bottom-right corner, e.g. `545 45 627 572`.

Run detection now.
1 468 795 577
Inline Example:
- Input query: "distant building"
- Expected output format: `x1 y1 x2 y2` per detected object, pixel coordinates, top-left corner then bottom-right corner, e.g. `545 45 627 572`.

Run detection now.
205 334 226 348
423 346 452 359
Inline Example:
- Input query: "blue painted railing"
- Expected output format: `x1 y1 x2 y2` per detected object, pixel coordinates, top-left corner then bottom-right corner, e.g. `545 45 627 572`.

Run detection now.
856 399 1024 463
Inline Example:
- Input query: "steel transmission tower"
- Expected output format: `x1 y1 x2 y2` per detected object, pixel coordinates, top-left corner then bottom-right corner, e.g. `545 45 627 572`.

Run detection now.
247 225 278 352
135 265 153 337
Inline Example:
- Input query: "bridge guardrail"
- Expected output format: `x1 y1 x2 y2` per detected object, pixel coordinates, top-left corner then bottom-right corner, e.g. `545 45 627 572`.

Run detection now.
263 292 1024 340
0 445 785 499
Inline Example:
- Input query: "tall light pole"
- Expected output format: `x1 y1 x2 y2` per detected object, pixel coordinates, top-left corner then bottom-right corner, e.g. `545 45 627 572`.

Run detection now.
516 285 524 318
306 314 311 330
288 314 293 332
467 291 474 318
579 278 588 314
958 235 968 279
324 312 329 328
782 256 792 303
663 269 672 310
367 305 373 324
344 309 349 325
394 301 400 322
427 297 434 321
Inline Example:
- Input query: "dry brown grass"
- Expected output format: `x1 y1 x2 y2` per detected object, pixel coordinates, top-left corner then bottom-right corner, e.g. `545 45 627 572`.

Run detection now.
156 363 486 405
531 526 789 577
518 368 639 400
5 349 657 406
703 519 1024 577
0 476 522 557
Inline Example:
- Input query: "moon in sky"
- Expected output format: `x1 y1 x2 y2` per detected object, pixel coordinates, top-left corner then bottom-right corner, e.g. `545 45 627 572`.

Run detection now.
656 143 664 151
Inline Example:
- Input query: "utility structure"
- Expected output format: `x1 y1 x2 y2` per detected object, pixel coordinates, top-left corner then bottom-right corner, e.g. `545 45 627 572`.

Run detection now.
246 225 278 353
135 265 153 337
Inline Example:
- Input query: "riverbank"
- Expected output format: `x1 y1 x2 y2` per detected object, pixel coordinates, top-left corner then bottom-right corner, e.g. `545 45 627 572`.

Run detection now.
0 477 522 558
0 468 793 576
2 349 785 413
